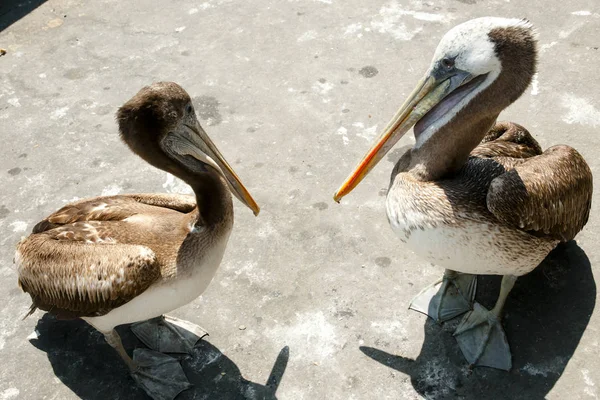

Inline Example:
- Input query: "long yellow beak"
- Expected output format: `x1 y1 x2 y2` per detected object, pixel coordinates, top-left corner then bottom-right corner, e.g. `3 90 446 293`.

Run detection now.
190 120 261 216
333 72 458 203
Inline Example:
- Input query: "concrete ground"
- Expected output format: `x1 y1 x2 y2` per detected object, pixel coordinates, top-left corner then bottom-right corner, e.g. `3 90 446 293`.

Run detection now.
1 0 599 399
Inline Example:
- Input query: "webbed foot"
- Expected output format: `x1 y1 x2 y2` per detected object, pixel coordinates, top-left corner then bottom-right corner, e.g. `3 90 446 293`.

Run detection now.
131 348 192 400
131 315 208 354
409 270 477 322
453 302 512 370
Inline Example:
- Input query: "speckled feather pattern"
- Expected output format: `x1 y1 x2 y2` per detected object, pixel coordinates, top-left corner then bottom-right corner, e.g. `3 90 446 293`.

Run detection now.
17 233 159 318
386 122 592 276
16 192 217 319
15 83 238 322
31 193 197 233
487 144 592 241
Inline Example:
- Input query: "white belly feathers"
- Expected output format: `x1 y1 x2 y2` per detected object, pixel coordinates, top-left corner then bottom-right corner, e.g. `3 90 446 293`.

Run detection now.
84 234 230 333
386 192 558 277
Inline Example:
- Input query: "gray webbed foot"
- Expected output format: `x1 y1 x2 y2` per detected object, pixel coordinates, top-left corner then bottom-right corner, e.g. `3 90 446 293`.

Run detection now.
131 348 192 400
131 315 208 354
453 302 512 371
409 270 477 322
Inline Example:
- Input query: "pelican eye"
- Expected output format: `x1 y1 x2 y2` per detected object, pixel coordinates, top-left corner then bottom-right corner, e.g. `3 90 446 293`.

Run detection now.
186 104 193 114
442 58 455 69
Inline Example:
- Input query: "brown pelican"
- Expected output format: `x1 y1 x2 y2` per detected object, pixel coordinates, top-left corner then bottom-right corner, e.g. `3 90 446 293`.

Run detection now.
15 82 260 399
333 17 593 370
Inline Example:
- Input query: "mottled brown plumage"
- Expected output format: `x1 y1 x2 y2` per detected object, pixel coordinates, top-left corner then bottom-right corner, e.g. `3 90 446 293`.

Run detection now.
386 21 592 248
473 121 542 158
15 82 257 324
18 193 197 319
486 140 592 241
15 82 260 397
390 121 592 249
31 193 197 233
442 120 592 244
334 18 594 369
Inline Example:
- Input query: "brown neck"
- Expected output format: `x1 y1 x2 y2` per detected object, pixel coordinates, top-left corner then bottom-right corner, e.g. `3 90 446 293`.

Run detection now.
185 166 233 229
396 25 537 182
404 27 536 181
116 88 235 229
407 112 499 181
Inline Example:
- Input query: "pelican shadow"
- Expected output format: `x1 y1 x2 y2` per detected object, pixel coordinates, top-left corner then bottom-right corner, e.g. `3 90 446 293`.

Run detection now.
0 0 48 32
361 241 595 399
30 314 288 400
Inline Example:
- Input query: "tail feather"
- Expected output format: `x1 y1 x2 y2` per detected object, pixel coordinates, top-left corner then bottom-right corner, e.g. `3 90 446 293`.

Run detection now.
22 303 37 320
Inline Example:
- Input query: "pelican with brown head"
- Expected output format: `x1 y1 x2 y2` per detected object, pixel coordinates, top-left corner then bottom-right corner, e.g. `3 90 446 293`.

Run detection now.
16 82 259 399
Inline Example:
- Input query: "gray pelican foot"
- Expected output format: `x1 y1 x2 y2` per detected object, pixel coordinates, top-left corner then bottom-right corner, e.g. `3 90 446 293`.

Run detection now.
453 275 517 371
103 329 191 400
131 348 192 400
131 315 208 354
453 303 511 370
409 270 477 323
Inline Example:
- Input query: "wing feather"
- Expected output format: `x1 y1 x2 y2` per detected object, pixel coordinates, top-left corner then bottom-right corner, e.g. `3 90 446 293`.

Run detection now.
486 145 593 241
471 121 543 159
33 193 196 233
17 231 160 318
17 193 193 318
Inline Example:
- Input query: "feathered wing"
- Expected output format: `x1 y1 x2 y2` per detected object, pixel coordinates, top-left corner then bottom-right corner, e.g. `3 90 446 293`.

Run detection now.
17 233 159 318
471 121 543 159
32 193 196 233
486 145 593 241
17 193 196 318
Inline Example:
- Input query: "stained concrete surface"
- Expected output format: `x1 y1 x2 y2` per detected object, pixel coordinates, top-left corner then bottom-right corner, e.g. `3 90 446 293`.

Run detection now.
1 0 599 399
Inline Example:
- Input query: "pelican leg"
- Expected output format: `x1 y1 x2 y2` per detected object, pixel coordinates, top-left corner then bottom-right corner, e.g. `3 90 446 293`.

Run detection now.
409 269 477 323
453 274 517 371
103 330 192 400
131 315 208 354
